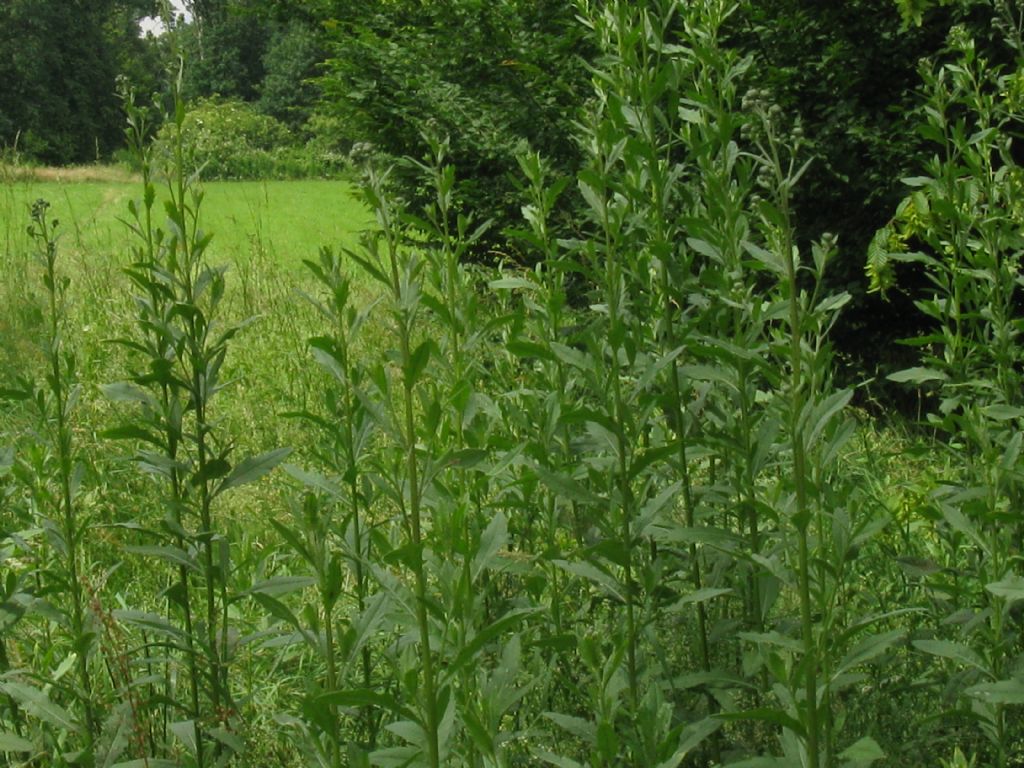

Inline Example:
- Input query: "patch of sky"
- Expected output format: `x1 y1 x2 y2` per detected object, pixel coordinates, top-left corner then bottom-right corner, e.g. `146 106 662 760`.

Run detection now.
139 0 192 37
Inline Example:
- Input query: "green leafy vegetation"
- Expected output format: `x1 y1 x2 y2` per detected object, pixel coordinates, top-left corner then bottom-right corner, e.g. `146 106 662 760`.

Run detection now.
151 97 344 180
2 1 1024 767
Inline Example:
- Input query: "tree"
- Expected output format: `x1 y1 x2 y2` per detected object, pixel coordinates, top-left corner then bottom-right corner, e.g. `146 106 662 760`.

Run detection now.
317 0 590 250
259 18 324 129
0 0 160 164
178 1 267 102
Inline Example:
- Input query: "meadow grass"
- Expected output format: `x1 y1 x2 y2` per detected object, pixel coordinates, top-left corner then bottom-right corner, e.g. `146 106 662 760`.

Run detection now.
1 171 371 272
0 165 374 767
0 170 372 454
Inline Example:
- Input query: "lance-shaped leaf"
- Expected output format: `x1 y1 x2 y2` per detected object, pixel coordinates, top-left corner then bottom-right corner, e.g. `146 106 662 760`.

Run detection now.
216 447 291 495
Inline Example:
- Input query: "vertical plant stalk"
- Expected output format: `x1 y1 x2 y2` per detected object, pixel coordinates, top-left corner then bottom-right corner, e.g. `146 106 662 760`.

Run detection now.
761 125 820 768
335 302 376 749
120 84 204 763
164 62 230 761
304 246 378 751
635 16 714 677
375 171 442 768
594 171 641 710
582 8 643 713
28 201 99 760
416 146 475 619
113 60 276 764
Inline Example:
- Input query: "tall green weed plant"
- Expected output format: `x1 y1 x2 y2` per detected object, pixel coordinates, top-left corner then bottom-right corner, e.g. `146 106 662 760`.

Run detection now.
105 65 289 767
869 13 1024 766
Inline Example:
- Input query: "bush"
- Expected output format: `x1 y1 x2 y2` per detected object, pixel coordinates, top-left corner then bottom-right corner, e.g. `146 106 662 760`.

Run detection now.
154 97 344 180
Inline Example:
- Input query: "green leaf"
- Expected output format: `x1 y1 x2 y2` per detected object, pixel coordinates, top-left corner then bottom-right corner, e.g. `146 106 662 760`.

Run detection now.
488 277 536 290
940 504 990 556
0 732 33 752
309 338 346 382
191 457 231 487
655 717 721 768
886 367 947 384
102 381 154 404
686 237 721 261
986 574 1024 603
125 545 198 573
835 629 904 678
100 425 163 446
965 679 1024 705
533 466 603 506
447 449 488 470
1001 431 1023 472
217 447 291 494
742 240 786 275
114 610 187 642
445 608 534 681
282 464 344 499
472 510 508 580
912 639 988 674
543 712 595 744
839 736 885 765
209 726 244 754
270 517 314 565
315 689 412 720
805 389 853 450
246 576 316 598
578 179 606 220
250 593 314 646
0 682 79 733
554 560 623 603
669 587 733 610
504 339 553 361
673 670 752 691
169 720 197 756
345 591 392 666
384 718 425 746
715 708 806 738
549 342 590 372
406 340 434 387
536 752 585 768
737 630 803 654
982 404 1024 421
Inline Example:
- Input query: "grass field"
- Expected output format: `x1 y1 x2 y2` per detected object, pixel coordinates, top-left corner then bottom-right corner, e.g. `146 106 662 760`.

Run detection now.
1 168 372 272
0 168 373 495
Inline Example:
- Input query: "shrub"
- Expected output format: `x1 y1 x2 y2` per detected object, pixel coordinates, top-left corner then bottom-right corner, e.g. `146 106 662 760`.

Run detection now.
154 97 343 180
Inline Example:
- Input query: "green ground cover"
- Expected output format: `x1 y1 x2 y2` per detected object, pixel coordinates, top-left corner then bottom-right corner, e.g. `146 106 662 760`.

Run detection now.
1 173 371 272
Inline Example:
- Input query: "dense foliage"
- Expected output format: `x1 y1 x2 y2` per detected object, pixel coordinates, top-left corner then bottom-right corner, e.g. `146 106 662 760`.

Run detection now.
316 0 589 250
0 0 161 164
3 1 1024 767
728 0 1023 376
152 96 344 179
2 0 1015 372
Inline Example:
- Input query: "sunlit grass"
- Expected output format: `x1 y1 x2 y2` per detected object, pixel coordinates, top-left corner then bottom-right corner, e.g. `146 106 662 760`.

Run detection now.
1 169 371 273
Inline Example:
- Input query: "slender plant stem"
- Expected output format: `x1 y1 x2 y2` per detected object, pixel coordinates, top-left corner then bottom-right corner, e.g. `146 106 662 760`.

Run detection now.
776 156 819 768
32 205 98 761
378 179 441 768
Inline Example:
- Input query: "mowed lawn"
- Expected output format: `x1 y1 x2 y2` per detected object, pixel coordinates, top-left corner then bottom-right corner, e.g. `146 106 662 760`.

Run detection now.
1 169 372 272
